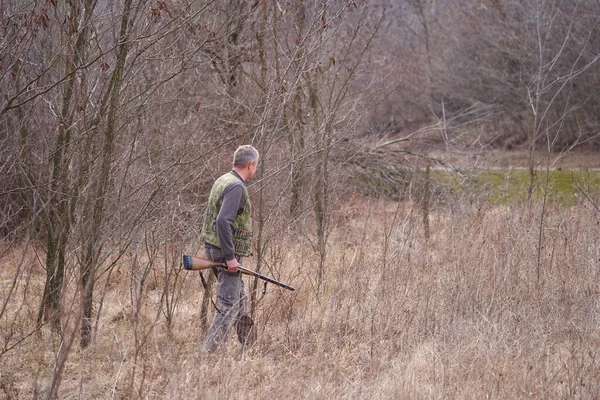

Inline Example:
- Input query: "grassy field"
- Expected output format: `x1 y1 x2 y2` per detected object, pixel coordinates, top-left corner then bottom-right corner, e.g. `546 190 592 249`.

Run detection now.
1 183 600 399
433 168 600 205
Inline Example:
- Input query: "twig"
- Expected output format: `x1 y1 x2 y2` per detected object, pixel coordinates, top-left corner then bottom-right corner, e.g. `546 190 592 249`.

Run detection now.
574 181 600 213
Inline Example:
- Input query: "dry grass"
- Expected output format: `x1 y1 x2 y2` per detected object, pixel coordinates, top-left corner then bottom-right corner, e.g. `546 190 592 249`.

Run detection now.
1 196 600 399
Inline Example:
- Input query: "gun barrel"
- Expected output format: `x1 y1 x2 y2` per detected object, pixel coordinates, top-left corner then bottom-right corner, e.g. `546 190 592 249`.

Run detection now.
237 265 296 291
182 255 295 291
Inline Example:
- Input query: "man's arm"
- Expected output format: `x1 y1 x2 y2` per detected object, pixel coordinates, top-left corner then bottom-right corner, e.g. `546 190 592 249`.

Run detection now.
216 183 245 271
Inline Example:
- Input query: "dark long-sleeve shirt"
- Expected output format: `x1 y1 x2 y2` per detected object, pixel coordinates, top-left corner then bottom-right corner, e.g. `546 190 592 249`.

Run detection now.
214 170 246 261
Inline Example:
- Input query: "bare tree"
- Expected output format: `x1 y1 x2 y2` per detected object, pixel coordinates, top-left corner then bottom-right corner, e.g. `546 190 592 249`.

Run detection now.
35 0 97 334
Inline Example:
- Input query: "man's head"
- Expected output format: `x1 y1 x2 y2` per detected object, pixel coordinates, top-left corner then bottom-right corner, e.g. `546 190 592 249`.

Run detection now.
233 145 259 181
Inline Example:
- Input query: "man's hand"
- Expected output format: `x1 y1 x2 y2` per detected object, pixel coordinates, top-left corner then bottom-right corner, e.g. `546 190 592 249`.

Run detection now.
226 258 239 273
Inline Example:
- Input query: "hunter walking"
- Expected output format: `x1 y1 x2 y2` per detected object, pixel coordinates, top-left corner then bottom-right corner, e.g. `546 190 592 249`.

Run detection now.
200 145 258 355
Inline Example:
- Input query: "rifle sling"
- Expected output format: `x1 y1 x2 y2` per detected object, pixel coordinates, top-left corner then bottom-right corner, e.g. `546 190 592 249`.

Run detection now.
199 271 223 315
199 268 270 316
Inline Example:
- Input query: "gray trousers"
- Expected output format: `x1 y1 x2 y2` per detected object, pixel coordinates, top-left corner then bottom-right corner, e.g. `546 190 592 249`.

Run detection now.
203 246 248 354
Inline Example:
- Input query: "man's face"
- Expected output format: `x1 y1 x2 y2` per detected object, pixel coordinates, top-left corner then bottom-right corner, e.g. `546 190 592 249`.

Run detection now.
248 160 258 180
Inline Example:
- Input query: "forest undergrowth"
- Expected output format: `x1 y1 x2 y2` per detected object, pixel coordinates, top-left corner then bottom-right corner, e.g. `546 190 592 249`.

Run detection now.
1 195 600 399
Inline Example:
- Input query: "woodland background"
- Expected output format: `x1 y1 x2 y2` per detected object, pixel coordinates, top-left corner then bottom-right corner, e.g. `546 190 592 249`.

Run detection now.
1 0 600 398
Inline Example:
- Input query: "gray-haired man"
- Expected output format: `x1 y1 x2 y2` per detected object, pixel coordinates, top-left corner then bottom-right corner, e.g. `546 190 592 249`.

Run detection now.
200 145 259 355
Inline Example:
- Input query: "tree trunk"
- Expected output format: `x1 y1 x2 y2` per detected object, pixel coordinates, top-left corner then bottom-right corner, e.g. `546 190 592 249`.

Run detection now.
80 0 133 348
308 73 327 289
288 2 308 218
37 0 86 333
422 165 431 240
250 1 268 316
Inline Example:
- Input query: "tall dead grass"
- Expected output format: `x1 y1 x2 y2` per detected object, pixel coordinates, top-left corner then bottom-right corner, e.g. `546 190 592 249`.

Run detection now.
1 197 600 399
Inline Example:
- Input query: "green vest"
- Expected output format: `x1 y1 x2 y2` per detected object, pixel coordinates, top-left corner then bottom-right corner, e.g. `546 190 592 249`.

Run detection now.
201 172 253 256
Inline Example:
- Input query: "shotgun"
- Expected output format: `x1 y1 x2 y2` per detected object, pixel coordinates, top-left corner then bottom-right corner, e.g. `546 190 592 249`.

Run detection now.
182 254 295 291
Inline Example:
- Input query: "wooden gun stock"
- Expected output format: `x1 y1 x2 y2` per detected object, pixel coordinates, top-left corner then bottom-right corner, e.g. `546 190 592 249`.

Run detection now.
182 254 295 291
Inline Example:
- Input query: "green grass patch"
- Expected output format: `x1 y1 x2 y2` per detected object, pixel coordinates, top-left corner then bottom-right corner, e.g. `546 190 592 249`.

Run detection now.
432 169 600 205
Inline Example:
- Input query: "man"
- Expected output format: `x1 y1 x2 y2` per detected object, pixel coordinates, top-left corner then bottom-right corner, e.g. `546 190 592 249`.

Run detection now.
200 145 259 355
